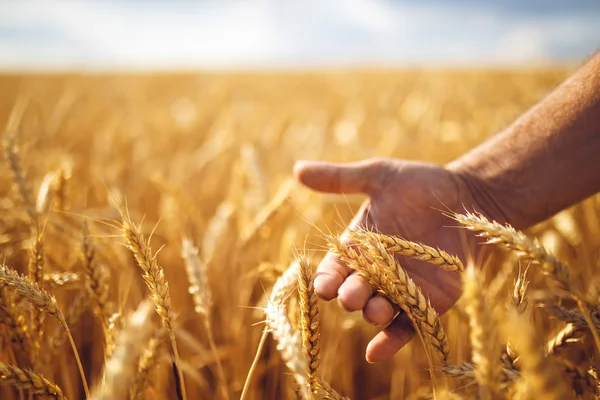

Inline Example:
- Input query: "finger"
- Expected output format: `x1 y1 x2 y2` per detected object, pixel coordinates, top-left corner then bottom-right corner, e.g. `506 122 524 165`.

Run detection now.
363 295 396 326
366 314 415 363
293 159 383 195
314 252 349 300
314 204 371 300
337 273 372 311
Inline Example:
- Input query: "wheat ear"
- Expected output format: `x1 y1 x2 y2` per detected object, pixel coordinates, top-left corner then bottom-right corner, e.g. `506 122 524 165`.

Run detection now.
240 178 295 247
314 377 350 400
130 328 168 400
181 238 229 400
265 301 309 399
121 213 187 400
91 300 154 400
81 222 113 361
463 265 502 399
241 261 300 400
3 134 37 223
0 264 90 398
455 211 600 352
28 228 46 355
503 308 571 400
297 256 320 393
0 362 65 399
0 287 32 367
351 230 464 274
329 235 449 364
454 211 571 291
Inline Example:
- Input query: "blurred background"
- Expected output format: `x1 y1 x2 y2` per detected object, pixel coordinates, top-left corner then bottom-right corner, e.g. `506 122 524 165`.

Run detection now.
1 0 599 71
0 2 600 400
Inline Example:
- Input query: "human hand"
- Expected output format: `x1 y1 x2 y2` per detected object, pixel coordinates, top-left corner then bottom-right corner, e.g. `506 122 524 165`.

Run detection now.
293 158 484 363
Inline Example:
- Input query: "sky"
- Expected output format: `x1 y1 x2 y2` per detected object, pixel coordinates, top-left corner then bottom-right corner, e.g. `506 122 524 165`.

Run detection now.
0 0 599 71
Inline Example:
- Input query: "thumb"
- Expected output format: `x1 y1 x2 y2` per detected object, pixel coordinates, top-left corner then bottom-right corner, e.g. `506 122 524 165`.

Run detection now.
293 159 384 195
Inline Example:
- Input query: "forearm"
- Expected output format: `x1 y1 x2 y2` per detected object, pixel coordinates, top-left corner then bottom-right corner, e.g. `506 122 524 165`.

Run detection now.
447 52 600 229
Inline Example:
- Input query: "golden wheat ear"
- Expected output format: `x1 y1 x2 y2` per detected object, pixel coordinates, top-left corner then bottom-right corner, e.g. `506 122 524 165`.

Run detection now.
297 256 320 394
119 212 187 400
328 234 450 365
0 362 66 399
0 264 90 398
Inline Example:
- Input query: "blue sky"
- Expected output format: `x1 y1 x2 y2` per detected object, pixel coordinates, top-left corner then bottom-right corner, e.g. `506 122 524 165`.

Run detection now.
0 0 599 70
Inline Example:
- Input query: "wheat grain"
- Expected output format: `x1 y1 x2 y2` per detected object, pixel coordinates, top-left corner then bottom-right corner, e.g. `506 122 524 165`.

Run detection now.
43 272 80 288
546 324 580 355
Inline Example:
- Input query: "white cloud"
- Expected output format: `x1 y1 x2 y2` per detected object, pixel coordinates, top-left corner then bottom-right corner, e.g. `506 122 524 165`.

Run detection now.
0 0 598 70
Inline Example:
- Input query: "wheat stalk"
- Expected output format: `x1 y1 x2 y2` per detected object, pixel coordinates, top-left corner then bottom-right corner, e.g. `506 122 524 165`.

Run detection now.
120 213 187 400
350 230 464 274
297 256 320 393
0 362 65 399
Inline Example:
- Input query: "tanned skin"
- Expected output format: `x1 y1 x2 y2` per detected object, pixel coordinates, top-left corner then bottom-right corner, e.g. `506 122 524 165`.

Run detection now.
293 52 600 363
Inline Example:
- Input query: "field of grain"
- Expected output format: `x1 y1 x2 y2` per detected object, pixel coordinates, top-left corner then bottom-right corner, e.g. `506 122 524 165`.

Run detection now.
0 69 599 399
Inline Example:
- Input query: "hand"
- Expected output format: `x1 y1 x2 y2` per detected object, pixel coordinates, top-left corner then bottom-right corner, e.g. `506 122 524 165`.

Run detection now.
293 158 484 363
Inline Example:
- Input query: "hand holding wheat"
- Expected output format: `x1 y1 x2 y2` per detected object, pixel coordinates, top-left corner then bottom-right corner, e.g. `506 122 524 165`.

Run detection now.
293 158 487 362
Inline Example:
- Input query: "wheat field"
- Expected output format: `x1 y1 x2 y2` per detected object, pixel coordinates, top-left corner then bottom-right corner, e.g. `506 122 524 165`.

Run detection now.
0 68 599 399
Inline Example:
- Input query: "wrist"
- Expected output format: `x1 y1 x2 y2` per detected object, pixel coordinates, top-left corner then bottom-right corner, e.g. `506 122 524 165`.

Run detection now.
446 162 517 228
